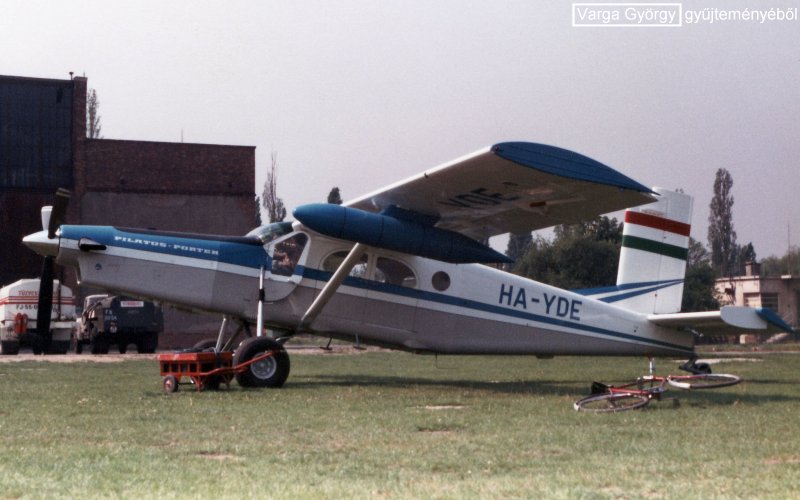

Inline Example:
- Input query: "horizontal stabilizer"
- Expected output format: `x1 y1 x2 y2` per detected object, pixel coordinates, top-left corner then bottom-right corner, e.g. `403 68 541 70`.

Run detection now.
648 306 796 336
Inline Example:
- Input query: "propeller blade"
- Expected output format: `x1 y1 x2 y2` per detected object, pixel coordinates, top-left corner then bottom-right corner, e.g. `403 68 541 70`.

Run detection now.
36 256 55 350
47 188 71 239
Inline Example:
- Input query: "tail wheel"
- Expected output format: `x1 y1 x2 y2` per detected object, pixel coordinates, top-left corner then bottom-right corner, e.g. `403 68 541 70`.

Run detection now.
234 337 290 388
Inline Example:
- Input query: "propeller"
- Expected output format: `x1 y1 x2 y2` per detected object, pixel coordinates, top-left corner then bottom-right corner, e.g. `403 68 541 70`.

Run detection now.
33 188 71 354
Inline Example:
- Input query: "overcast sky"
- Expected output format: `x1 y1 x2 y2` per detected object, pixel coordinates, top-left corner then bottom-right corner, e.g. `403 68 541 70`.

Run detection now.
3 0 798 258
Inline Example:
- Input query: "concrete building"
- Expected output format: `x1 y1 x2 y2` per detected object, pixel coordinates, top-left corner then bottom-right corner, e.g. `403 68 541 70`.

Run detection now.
1 74 257 347
715 262 800 338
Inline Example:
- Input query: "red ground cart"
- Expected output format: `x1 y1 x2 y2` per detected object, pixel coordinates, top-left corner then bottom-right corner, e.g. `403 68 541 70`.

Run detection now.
158 349 276 393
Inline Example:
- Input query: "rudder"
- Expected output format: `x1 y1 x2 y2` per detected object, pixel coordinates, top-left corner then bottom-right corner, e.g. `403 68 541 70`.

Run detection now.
614 188 693 314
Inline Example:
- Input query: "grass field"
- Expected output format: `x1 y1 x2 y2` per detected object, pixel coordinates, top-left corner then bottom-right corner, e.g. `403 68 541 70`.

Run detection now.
1 350 799 499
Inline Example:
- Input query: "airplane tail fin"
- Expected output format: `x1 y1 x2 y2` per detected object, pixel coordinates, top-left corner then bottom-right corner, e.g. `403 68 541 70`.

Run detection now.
612 188 693 314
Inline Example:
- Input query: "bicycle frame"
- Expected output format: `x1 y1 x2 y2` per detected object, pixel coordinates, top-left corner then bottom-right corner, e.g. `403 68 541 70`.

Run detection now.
575 371 741 412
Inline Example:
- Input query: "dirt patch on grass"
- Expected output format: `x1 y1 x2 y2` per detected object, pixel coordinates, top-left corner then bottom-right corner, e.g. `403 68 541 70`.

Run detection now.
0 353 155 363
765 455 800 465
0 345 382 363
195 451 242 462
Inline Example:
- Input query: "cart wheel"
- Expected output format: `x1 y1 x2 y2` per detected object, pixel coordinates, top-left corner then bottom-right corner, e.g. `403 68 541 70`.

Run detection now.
234 337 290 388
163 375 179 393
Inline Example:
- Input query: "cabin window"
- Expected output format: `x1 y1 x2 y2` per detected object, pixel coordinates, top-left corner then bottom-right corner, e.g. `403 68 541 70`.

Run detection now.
271 233 308 277
374 257 417 288
322 251 369 278
432 271 451 291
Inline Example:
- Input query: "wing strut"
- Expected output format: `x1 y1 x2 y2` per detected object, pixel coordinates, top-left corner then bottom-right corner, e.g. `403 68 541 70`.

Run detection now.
298 243 367 331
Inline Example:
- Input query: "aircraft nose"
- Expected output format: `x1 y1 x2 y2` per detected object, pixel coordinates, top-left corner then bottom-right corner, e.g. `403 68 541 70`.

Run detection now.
22 229 59 257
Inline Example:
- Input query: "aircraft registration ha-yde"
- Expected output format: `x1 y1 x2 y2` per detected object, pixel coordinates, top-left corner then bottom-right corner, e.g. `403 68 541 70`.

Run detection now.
23 142 794 388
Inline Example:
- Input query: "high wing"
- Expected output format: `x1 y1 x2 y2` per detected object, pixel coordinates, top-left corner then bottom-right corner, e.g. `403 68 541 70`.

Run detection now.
346 142 657 241
648 306 797 337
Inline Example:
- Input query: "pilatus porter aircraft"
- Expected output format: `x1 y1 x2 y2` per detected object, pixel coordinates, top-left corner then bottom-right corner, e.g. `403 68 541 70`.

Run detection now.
23 142 794 387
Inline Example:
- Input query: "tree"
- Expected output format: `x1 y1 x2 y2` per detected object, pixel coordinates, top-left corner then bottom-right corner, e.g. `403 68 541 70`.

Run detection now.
254 195 263 226
505 232 532 264
707 168 737 277
733 242 757 276
681 237 720 312
261 152 286 223
86 88 102 139
513 216 622 290
327 187 343 205
512 235 557 284
762 246 800 276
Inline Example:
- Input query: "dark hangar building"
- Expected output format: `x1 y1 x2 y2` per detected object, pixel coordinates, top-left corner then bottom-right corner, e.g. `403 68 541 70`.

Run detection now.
1 74 257 345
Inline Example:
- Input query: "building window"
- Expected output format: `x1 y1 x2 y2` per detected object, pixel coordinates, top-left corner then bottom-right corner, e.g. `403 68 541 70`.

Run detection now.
796 291 800 325
761 293 779 311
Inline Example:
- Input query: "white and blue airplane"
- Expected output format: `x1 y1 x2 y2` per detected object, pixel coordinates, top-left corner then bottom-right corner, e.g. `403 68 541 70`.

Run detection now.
23 142 793 387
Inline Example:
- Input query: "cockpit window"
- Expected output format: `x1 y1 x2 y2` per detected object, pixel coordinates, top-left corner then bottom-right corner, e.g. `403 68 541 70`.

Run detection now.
245 222 294 244
271 233 308 277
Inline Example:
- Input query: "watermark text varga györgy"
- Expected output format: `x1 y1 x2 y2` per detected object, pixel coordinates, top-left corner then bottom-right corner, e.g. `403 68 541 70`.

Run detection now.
572 3 799 27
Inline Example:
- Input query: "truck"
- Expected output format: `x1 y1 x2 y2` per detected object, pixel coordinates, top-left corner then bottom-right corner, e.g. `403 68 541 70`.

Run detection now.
75 295 162 354
0 279 76 355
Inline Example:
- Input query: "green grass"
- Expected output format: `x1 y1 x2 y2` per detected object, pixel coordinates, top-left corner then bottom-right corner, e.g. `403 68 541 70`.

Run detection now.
1 352 799 498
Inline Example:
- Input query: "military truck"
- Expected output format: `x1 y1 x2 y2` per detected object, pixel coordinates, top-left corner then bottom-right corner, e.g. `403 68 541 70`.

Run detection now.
0 279 75 355
75 295 162 354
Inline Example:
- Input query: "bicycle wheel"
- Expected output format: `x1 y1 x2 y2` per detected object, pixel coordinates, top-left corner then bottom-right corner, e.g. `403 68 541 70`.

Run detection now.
667 373 741 390
574 392 650 412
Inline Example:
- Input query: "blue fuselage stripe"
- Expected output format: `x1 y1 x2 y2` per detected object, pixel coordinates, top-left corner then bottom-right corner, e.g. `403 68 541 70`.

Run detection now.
302 268 690 353
574 279 684 303
61 226 269 269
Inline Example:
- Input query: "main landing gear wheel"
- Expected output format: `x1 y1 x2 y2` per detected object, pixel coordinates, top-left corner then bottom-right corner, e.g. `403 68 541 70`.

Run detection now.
667 374 741 390
573 392 650 413
234 337 290 388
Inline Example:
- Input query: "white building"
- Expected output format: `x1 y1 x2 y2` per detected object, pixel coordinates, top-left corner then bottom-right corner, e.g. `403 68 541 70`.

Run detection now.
715 262 800 337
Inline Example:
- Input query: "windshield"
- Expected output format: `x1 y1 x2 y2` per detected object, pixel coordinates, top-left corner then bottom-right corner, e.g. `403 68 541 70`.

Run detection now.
245 222 294 244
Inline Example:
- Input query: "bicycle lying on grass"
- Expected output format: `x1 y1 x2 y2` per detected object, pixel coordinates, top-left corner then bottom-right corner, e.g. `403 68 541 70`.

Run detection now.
574 361 741 413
